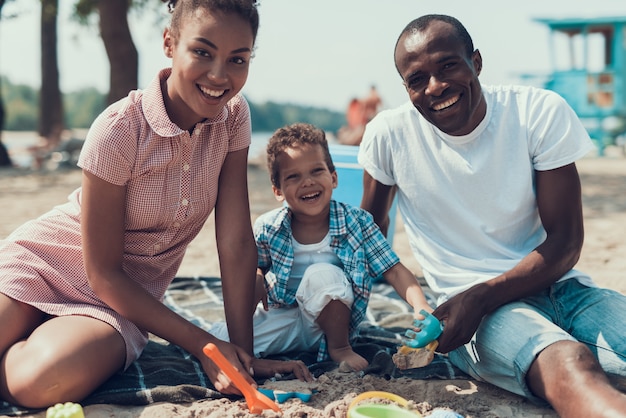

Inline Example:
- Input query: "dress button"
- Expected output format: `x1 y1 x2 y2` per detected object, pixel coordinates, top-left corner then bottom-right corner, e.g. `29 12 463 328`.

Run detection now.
173 222 181 228
154 244 161 251
181 199 189 206
183 163 190 171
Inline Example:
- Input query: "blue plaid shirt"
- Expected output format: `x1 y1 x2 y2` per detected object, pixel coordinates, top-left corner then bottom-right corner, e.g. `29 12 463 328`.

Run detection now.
254 200 400 361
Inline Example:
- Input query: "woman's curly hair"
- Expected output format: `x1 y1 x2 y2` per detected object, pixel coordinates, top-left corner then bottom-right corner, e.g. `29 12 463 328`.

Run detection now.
162 0 260 43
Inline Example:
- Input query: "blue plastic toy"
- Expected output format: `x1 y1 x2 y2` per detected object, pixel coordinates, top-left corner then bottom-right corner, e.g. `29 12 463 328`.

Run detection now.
403 310 443 349
428 408 464 418
258 388 314 403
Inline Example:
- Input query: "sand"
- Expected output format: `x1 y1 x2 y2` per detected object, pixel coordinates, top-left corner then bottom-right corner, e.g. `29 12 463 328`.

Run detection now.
1 145 625 417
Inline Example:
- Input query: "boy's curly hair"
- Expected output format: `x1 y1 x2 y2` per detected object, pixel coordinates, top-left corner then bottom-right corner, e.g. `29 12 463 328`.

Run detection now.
266 123 335 188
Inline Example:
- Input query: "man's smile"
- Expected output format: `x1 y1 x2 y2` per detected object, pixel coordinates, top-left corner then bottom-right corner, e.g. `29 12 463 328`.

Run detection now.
431 94 460 111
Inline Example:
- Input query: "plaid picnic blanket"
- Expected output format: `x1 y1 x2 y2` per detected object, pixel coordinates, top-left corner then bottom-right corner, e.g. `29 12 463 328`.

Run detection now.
0 276 468 416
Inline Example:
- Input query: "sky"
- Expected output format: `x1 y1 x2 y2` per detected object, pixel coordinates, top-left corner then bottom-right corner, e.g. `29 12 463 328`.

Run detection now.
1 0 625 112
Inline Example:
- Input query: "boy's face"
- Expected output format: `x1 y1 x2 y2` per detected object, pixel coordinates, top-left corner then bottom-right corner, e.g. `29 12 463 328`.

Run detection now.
272 143 337 217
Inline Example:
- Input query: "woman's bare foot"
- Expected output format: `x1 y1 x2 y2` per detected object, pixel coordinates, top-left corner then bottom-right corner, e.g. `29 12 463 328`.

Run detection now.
328 345 368 371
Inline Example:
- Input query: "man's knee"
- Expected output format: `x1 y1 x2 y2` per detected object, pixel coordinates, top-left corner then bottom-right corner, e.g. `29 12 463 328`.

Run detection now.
527 340 603 399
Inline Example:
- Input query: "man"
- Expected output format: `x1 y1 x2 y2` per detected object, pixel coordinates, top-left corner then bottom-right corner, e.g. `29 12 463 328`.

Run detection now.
358 14 626 417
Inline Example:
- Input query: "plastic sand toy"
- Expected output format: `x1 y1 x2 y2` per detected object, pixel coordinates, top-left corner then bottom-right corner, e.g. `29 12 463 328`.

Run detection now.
392 310 443 369
203 343 281 414
46 402 84 418
347 391 422 417
258 387 314 403
403 309 443 349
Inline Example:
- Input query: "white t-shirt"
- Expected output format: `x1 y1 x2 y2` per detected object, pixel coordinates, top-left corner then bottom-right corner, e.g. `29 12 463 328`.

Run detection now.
288 232 341 292
358 84 596 300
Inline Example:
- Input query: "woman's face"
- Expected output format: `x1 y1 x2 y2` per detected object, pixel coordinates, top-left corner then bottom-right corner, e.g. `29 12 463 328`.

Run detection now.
163 8 254 130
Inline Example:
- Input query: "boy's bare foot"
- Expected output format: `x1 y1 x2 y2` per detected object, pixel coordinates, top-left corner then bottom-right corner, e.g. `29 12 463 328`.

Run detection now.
328 346 368 371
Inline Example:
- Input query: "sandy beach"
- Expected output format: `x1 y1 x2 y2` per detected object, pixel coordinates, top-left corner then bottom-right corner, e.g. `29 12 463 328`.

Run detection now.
0 142 625 417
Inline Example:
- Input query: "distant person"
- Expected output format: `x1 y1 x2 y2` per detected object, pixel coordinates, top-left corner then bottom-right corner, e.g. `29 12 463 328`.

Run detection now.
346 98 365 129
0 0 310 409
358 14 626 417
212 123 432 371
338 86 383 146
362 85 383 123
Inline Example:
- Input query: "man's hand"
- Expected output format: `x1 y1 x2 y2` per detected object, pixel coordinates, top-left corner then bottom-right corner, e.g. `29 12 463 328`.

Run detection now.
432 289 486 353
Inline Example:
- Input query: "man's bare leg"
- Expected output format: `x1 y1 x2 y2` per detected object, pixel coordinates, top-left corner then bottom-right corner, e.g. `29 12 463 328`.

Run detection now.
527 340 626 417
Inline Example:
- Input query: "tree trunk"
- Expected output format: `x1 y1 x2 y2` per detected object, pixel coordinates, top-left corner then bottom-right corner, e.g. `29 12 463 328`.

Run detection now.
0 0 15 167
0 85 12 167
39 0 64 146
98 0 138 105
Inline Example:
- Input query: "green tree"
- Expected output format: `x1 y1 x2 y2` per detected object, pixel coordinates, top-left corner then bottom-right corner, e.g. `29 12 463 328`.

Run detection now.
248 100 345 134
64 87 106 128
4 79 39 127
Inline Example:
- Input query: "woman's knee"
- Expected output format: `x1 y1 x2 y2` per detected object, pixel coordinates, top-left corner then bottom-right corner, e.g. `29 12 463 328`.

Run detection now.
2 328 123 408
1 340 72 408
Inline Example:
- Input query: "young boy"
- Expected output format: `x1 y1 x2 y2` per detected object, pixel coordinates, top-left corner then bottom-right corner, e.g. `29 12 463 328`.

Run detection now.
248 122 431 371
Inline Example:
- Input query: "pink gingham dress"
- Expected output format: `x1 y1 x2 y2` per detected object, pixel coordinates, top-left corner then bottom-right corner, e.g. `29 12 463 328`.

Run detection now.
0 68 251 369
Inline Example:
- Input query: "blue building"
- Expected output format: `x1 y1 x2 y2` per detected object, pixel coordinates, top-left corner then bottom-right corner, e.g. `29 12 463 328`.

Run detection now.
523 16 626 155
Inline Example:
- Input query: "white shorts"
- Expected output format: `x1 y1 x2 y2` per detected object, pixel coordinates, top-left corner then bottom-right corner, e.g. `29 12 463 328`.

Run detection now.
211 263 354 357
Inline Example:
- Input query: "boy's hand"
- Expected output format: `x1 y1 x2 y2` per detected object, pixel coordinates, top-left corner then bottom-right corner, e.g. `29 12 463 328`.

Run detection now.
251 358 314 382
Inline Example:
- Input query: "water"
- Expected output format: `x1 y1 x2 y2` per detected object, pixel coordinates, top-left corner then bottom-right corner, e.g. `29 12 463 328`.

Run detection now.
2 131 273 169
2 131 40 168
250 131 271 161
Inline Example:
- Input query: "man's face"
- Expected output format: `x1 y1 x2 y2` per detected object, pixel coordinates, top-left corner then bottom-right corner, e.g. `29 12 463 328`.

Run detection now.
395 20 486 136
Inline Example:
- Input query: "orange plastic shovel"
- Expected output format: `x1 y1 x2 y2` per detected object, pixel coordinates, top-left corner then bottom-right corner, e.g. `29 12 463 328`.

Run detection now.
203 343 281 414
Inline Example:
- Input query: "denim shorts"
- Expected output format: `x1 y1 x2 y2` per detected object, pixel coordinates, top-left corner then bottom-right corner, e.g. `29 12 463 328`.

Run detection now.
448 278 626 404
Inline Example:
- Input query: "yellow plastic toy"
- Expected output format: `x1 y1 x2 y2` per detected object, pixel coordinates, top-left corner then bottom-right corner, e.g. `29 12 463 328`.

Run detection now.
46 402 85 418
347 391 423 418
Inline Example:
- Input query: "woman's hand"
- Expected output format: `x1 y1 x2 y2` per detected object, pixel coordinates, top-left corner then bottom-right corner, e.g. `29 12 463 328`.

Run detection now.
198 340 313 395
199 339 256 395
254 269 269 311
